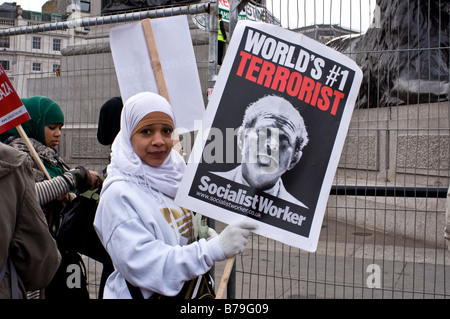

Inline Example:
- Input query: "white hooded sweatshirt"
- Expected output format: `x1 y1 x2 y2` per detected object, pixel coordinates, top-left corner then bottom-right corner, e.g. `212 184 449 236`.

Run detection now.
94 92 225 299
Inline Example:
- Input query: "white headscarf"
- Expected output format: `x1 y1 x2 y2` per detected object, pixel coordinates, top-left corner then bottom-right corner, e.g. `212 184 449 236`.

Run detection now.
105 92 185 198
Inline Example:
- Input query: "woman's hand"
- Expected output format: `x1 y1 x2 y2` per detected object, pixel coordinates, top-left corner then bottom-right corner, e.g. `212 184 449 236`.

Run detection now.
88 170 103 189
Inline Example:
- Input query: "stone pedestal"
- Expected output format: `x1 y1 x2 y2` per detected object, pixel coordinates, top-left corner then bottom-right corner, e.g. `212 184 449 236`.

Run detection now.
329 102 449 246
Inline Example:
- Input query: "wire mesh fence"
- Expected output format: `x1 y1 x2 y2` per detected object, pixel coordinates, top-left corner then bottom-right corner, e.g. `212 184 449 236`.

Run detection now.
0 0 448 299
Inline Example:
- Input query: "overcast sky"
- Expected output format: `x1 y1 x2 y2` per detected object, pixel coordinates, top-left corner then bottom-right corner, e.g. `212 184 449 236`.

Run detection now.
10 0 48 12
266 0 376 32
10 0 376 33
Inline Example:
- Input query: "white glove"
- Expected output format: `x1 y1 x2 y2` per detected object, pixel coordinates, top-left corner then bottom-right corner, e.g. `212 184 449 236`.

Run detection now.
218 220 258 258
207 228 218 240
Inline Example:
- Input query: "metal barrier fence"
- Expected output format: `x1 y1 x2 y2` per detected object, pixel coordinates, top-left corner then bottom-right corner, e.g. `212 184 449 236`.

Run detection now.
1 0 448 299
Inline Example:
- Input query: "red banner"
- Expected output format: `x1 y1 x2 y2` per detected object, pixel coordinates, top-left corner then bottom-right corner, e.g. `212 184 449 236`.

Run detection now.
0 65 29 135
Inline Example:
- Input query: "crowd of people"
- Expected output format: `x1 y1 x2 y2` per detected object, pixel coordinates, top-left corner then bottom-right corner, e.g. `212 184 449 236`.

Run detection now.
0 92 256 299
3 90 448 300
0 9 247 300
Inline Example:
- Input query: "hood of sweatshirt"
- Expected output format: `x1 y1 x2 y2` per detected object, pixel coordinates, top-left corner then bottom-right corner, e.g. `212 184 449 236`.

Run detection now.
0 144 27 179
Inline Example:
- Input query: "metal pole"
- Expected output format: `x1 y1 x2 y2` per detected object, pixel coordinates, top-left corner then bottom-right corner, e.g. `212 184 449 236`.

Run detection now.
208 0 219 88
224 0 250 299
229 0 250 38
0 3 211 37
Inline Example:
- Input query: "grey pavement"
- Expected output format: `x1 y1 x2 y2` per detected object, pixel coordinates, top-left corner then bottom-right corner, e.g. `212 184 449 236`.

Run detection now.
83 218 450 299
213 218 450 299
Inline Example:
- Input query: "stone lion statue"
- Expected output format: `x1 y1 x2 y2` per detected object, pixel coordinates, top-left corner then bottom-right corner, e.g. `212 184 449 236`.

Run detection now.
328 0 449 108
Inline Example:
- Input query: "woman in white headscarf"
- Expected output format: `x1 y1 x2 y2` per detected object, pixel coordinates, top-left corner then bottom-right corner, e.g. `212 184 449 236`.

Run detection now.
94 92 257 299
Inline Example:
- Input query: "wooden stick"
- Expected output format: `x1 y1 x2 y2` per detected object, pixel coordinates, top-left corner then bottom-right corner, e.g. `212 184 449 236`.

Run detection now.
17 124 50 300
16 124 51 180
142 18 170 102
215 256 236 299
142 18 182 155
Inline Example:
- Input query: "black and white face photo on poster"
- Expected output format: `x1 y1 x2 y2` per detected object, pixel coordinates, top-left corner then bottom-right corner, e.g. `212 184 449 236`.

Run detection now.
210 94 309 209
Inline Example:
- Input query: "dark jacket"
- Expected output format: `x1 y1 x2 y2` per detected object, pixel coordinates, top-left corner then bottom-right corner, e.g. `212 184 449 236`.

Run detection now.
0 143 60 298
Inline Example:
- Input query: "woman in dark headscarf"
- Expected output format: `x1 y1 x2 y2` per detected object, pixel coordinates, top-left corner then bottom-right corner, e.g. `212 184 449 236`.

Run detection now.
2 96 104 299
3 96 67 179
2 96 102 208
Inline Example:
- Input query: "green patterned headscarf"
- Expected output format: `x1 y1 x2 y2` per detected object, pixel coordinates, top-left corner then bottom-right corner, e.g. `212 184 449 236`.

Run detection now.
7 96 64 145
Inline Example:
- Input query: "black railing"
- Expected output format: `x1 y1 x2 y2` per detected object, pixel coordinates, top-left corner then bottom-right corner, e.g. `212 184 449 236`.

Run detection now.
330 186 448 198
226 184 449 298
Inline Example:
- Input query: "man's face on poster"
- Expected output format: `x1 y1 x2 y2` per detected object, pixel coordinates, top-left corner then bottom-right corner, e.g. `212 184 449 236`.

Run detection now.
238 115 301 190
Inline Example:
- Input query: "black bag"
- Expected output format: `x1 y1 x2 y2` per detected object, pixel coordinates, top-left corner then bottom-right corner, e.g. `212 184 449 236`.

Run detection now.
126 272 216 299
45 250 90 300
55 188 110 264
54 188 114 299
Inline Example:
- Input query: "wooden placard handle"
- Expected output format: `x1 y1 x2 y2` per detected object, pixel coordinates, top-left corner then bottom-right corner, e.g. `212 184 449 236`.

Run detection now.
142 18 170 102
141 18 182 155
215 256 236 299
16 124 51 180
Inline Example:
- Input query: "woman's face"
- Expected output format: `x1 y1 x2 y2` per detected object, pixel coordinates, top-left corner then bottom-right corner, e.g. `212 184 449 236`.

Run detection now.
44 124 63 148
131 123 174 167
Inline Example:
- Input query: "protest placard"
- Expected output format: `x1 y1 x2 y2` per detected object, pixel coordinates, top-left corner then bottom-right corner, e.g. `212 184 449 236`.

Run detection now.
175 21 362 252
0 65 51 179
0 66 30 135
109 15 205 133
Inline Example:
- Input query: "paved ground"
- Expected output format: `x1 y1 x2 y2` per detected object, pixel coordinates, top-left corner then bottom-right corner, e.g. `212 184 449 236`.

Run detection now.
84 218 450 299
